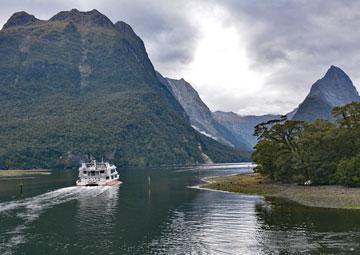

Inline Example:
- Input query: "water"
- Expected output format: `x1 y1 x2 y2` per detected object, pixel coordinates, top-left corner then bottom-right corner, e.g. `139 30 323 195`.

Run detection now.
0 163 359 254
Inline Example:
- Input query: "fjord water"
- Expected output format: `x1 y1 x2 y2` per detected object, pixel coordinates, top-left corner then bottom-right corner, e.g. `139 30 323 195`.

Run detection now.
0 164 360 254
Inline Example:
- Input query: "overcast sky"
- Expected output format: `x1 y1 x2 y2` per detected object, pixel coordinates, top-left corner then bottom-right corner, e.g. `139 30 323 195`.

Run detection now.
1 0 360 115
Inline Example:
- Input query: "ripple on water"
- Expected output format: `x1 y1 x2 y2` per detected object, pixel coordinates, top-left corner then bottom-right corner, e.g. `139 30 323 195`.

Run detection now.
148 189 360 254
1 164 360 254
0 186 116 255
148 191 263 254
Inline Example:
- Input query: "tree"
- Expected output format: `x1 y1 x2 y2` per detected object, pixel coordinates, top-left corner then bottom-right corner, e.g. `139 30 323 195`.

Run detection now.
336 154 360 187
332 101 360 129
253 117 305 182
300 120 337 184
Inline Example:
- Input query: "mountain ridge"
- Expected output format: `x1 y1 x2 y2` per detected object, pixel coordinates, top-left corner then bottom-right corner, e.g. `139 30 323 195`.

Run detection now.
292 65 360 121
0 9 247 169
213 111 281 148
156 73 252 151
154 65 359 151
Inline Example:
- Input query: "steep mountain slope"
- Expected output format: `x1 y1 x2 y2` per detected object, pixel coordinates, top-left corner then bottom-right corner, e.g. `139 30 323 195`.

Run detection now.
0 9 246 169
286 107 298 119
293 66 360 121
156 74 252 151
213 66 359 148
213 112 281 148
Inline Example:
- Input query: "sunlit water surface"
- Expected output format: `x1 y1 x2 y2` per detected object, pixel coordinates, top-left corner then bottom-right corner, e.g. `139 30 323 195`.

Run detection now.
0 163 360 254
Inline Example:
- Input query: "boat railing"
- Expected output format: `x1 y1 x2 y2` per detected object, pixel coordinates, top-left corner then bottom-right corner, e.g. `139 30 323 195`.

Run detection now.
84 163 108 168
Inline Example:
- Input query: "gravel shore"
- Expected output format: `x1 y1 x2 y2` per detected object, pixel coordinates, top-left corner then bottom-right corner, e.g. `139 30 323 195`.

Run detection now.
0 169 50 177
203 173 360 209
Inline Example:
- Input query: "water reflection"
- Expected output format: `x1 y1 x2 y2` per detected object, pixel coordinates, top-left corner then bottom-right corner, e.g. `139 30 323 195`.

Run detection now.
71 186 120 253
255 198 360 254
77 185 120 218
0 185 120 255
2 164 360 254
149 190 264 254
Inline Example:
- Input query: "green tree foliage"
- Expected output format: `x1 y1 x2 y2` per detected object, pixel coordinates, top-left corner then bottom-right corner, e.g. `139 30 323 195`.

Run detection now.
336 154 360 186
300 120 338 184
253 101 360 186
333 102 360 128
253 116 305 182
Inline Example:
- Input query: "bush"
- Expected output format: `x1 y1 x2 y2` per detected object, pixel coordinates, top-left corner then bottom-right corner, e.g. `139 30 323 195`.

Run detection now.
336 154 360 187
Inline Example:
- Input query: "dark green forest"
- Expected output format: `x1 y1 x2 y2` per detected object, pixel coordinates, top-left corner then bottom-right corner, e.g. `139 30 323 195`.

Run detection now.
253 101 360 186
0 10 248 169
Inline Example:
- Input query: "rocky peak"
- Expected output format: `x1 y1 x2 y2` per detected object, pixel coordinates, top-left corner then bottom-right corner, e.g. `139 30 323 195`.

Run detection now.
3 11 38 29
292 65 360 121
323 65 350 81
309 65 359 106
50 9 114 28
115 21 135 35
114 21 145 49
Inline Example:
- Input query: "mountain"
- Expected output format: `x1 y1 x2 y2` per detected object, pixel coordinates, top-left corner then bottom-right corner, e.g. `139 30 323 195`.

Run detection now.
286 107 298 119
212 66 359 148
0 9 247 169
292 66 360 121
156 74 252 151
213 112 281 148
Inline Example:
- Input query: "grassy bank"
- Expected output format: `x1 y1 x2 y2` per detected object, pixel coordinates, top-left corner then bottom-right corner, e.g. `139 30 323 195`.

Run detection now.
0 169 50 177
203 173 360 209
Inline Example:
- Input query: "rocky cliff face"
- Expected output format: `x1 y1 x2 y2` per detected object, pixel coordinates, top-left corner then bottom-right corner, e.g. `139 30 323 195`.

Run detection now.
156 74 252 151
0 9 246 169
292 66 360 121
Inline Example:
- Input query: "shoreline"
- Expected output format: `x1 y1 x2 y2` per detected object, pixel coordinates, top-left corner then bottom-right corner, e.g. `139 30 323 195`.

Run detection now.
0 169 51 177
202 173 360 210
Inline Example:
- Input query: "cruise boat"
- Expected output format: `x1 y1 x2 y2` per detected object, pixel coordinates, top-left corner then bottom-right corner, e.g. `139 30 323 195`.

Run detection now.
76 160 120 186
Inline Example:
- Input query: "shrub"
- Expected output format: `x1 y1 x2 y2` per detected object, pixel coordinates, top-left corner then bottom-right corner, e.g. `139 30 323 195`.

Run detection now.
336 154 360 187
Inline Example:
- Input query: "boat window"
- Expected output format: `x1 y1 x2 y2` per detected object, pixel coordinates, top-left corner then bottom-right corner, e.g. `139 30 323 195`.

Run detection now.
83 171 87 174
100 170 105 174
106 176 109 180
91 171 95 176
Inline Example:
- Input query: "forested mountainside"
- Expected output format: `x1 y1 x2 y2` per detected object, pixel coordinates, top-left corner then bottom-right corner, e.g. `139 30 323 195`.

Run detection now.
0 9 247 169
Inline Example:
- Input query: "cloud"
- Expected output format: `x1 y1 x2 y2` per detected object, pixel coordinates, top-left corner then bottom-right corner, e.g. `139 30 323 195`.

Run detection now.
210 0 360 113
0 0 78 24
0 0 201 77
163 0 360 115
87 0 202 75
1 1 360 115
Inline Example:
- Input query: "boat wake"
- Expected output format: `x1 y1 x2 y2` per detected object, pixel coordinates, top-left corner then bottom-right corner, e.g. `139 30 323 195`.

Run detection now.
0 186 113 255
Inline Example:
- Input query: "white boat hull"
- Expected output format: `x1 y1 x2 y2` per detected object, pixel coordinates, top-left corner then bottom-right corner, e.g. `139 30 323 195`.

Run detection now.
76 179 120 186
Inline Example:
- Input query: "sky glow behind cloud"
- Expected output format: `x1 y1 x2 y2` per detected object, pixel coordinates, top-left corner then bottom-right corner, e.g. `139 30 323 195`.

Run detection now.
1 0 359 115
